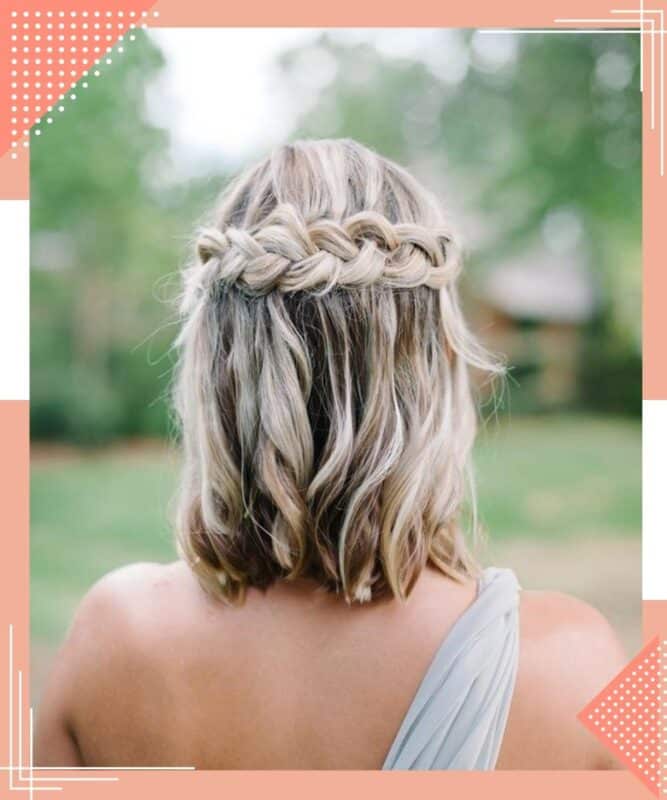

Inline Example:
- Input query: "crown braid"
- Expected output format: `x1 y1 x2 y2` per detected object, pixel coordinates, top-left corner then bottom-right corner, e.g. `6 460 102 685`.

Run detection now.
195 204 462 296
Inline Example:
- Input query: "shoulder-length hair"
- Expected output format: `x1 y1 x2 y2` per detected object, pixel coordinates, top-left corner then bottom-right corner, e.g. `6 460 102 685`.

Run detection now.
174 138 501 604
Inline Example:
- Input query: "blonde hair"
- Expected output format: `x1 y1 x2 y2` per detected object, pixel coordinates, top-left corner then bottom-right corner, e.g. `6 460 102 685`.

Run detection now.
174 138 501 604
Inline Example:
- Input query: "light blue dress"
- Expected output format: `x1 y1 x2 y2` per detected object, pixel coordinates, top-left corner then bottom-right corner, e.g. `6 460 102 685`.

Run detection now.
382 567 520 770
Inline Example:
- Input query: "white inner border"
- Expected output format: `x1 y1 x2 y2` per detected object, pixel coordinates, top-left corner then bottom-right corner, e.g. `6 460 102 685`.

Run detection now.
642 400 665 599
0 201 29 401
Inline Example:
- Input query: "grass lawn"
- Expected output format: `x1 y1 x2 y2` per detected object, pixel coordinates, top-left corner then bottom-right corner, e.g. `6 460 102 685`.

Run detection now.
474 413 640 542
31 414 641 654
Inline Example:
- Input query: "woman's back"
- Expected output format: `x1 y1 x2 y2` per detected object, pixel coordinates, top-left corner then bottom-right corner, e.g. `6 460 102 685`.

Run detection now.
35 560 624 770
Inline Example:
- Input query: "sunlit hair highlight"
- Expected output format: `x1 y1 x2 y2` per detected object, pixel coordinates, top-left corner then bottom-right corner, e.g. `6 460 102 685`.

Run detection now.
174 138 502 604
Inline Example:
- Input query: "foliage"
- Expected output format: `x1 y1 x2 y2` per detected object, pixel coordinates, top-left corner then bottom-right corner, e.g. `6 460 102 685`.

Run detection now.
30 32 225 443
281 31 642 413
30 30 642 443
283 31 641 322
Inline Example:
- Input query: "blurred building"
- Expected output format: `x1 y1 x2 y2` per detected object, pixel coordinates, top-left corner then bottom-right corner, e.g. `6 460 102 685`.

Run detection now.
475 247 597 408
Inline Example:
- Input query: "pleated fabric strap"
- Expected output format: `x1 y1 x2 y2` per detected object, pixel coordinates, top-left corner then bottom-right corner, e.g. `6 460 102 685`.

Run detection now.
382 567 521 771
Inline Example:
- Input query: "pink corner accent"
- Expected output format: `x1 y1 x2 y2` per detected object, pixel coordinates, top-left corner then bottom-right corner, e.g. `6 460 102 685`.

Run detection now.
578 636 661 796
2 3 159 161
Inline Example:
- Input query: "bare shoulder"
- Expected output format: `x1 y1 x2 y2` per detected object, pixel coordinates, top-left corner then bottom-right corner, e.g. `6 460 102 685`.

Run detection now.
59 562 190 653
64 560 217 680
76 560 201 621
520 588 626 652
35 561 205 766
497 589 627 770
81 559 198 606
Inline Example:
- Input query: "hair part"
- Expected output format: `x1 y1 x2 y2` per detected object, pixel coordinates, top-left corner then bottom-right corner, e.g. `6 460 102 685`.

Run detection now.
174 138 502 605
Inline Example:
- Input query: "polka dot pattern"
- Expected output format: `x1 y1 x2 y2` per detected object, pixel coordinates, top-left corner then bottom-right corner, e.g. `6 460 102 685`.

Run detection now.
579 636 662 796
7 7 160 160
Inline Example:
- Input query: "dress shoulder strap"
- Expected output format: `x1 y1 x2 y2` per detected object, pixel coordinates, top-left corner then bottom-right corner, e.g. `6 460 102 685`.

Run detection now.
382 567 521 770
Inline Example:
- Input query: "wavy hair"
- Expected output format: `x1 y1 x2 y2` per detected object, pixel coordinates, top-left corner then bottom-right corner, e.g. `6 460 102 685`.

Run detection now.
174 139 502 604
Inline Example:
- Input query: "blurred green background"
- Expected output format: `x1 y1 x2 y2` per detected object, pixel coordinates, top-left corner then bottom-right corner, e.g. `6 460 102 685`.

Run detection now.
30 29 642 695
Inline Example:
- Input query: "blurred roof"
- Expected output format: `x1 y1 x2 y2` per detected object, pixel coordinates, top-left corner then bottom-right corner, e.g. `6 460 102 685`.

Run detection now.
481 249 597 324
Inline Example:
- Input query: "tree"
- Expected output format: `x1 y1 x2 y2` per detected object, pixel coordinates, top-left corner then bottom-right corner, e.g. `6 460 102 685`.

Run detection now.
278 31 641 413
30 32 224 442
